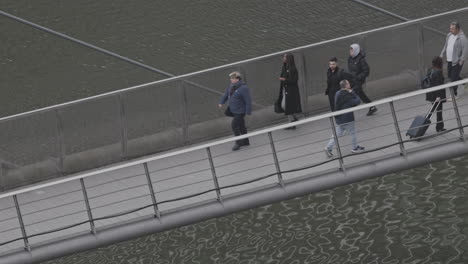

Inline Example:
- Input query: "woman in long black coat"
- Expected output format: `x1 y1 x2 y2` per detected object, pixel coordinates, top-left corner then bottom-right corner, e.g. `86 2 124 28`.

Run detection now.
425 56 446 132
277 53 302 129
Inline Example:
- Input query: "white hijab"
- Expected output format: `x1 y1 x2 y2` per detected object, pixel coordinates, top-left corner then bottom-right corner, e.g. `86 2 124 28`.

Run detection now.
350 44 360 58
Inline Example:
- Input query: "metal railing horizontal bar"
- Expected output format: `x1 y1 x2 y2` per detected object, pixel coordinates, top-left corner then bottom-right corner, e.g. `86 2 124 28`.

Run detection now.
25 210 88 227
19 189 83 207
91 194 150 211
0 216 19 224
1 123 467 248
21 200 85 218
152 168 212 184
88 183 150 200
155 178 214 194
0 79 466 201
0 226 20 235
85 173 146 189
0 8 466 123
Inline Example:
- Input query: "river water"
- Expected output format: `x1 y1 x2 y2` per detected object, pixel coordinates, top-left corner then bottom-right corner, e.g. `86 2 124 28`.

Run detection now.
44 154 468 264
1 0 467 116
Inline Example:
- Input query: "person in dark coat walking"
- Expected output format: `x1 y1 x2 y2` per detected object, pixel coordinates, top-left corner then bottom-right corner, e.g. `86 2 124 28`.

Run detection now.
424 56 446 132
276 53 302 129
348 44 377 116
218 71 252 151
326 57 352 111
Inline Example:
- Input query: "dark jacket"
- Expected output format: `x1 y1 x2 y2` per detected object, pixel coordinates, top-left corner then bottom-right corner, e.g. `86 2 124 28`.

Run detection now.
326 67 355 111
278 63 302 115
219 81 252 115
334 89 362 125
326 67 344 96
424 68 446 102
347 52 370 86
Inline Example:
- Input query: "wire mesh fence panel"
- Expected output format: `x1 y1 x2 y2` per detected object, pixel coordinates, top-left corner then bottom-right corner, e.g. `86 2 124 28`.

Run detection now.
123 80 185 159
182 66 246 143
301 36 364 114
0 110 60 191
59 95 123 175
421 9 468 78
17 180 89 246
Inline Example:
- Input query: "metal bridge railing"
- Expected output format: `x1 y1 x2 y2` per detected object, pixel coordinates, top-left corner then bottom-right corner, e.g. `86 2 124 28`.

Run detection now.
0 8 467 191
0 78 467 254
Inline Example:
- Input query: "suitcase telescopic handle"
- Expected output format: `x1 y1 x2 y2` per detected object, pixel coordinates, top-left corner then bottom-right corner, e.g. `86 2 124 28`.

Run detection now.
425 99 442 119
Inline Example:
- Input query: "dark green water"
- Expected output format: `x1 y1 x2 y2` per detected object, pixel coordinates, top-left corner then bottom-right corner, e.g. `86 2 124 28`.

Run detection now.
44 154 468 264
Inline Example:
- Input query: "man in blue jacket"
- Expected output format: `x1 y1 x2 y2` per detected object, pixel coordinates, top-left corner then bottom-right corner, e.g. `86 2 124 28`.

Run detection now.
324 79 365 157
218 71 252 151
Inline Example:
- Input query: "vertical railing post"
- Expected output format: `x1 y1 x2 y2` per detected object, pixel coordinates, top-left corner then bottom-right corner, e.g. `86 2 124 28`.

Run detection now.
389 101 406 156
55 109 65 176
206 147 223 203
298 52 309 115
118 94 128 160
329 117 346 171
417 22 426 83
13 195 30 251
80 178 96 234
179 80 190 145
143 162 160 219
449 86 465 140
267 132 284 187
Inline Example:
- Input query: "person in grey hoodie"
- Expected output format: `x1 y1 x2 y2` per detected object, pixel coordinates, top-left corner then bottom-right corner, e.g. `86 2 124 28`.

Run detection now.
440 21 468 99
348 43 377 116
219 71 252 151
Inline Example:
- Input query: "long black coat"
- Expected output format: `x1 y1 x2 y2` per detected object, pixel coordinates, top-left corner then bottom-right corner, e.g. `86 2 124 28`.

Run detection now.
425 68 446 102
347 53 370 87
278 64 302 115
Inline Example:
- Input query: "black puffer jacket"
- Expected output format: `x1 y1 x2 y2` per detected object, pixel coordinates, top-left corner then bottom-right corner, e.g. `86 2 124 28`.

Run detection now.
347 52 370 86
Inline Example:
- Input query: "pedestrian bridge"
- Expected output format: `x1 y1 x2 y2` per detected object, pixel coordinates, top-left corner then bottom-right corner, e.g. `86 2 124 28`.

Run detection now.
1 7 468 264
1 78 468 264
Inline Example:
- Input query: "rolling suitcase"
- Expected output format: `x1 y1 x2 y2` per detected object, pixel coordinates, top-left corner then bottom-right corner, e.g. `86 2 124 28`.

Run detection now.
406 100 441 139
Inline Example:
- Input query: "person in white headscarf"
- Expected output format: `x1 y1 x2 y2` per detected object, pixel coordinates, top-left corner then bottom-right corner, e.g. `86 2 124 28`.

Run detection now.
347 43 377 116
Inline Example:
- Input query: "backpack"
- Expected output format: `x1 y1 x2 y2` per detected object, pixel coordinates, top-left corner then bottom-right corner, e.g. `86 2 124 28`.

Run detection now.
421 70 433 89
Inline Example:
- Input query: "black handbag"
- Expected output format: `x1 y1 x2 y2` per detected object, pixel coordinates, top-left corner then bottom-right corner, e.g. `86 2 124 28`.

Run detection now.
274 98 284 113
224 106 234 117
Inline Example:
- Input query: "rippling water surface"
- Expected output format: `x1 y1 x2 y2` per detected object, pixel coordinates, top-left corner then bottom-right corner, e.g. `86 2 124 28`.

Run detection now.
45 154 468 264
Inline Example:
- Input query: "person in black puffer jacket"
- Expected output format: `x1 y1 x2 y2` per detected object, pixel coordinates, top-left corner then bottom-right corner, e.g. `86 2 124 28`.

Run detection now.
348 43 377 116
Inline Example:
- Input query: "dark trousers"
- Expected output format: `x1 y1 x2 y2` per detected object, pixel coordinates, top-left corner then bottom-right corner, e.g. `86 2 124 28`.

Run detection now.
447 62 463 96
232 114 249 145
328 93 336 112
353 83 372 104
429 102 444 130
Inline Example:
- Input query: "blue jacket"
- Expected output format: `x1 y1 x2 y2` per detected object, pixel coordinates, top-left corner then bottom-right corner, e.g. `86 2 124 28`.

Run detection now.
219 81 252 115
334 89 361 124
